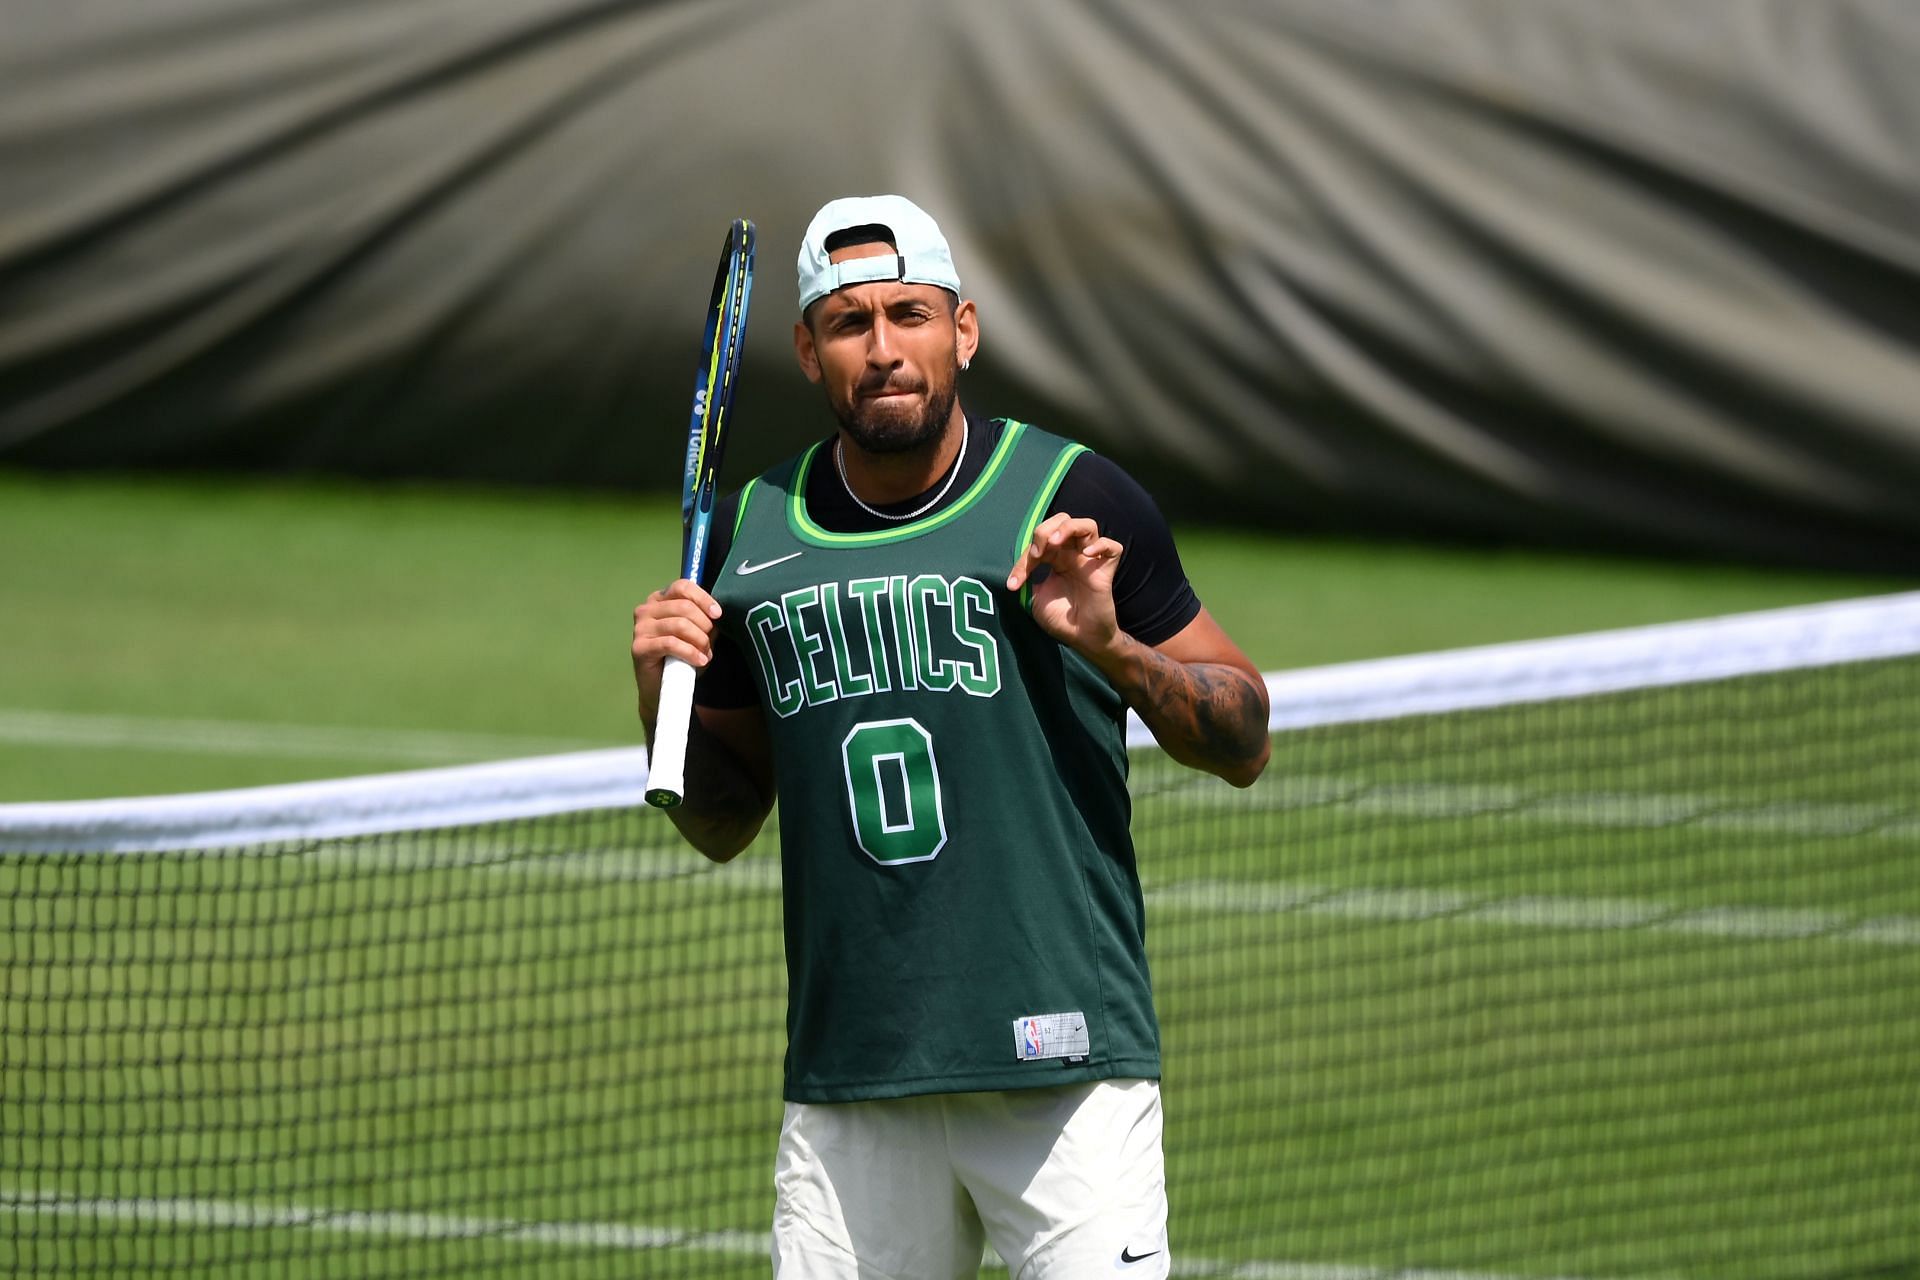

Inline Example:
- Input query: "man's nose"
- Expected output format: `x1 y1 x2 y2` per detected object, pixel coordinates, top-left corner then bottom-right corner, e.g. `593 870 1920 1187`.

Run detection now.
866 318 901 365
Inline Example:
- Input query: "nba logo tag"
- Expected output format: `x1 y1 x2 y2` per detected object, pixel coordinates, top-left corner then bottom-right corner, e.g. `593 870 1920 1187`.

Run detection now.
1013 1011 1088 1064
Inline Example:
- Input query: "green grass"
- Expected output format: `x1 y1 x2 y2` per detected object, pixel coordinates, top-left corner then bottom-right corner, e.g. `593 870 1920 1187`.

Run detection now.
0 466 1912 800
3 468 1918 1277
5 662 1918 1278
1134 662 1920 1274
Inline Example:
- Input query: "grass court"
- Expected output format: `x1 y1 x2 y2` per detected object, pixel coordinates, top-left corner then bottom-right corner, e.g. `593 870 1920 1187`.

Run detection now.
3 468 1916 1277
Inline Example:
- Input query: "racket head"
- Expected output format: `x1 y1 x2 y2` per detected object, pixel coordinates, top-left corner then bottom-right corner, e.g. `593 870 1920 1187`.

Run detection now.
679 218 756 587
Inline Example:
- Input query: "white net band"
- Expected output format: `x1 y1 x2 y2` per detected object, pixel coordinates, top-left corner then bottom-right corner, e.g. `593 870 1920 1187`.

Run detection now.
3 590 1917 855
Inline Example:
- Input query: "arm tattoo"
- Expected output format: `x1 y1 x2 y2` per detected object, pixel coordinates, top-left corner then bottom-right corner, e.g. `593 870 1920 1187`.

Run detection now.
1111 642 1270 784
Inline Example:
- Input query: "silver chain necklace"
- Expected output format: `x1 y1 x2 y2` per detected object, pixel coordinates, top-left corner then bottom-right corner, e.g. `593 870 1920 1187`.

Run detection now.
834 417 968 522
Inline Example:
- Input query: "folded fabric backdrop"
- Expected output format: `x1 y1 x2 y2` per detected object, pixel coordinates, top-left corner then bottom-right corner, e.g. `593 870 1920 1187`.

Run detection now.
2 1 1918 566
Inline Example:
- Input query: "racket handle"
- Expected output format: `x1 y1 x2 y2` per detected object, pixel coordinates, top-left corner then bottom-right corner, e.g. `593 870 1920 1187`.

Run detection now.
645 657 699 808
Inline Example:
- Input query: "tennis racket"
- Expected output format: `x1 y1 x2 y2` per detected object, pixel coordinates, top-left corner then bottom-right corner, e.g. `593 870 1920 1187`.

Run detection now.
646 218 756 809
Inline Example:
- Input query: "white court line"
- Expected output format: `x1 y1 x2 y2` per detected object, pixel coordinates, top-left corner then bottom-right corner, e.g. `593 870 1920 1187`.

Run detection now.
0 1188 757 1258
294 844 1920 950
5 590 1917 762
1143 772 1920 842
1143 880 1920 947
6 762 1913 949
0 1187 1587 1280
7 743 1912 853
0 708 608 765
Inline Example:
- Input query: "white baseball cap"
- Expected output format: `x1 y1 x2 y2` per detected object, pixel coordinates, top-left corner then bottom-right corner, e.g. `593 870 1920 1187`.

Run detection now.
796 194 962 313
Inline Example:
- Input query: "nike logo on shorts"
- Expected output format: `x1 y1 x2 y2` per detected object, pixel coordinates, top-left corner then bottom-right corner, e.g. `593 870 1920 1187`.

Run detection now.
1118 1245 1161 1266
737 552 803 575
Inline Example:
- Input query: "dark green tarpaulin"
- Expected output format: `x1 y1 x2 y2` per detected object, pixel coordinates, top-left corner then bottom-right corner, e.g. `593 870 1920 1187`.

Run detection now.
3 1 1917 567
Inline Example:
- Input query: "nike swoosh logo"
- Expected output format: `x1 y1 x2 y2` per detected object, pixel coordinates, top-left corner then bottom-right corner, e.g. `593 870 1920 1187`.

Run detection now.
736 552 803 576
1119 1247 1161 1265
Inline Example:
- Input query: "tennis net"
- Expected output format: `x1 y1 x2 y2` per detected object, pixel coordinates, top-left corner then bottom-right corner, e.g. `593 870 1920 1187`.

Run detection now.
3 593 1917 1279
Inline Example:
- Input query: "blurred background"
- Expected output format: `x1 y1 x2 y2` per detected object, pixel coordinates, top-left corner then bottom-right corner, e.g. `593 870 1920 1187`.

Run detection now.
6 0 1919 562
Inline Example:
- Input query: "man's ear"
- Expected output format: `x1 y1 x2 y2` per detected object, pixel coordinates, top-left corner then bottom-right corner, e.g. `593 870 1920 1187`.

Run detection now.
954 299 979 370
793 319 823 384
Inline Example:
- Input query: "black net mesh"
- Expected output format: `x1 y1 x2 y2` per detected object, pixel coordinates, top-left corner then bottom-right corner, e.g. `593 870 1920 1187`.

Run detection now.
3 656 1917 1278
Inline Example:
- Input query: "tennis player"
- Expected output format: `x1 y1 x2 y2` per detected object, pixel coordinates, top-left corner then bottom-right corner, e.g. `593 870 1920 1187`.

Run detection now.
631 194 1270 1278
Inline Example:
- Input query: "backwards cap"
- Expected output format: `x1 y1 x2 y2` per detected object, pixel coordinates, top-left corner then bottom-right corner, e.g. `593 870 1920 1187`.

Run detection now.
796 194 962 313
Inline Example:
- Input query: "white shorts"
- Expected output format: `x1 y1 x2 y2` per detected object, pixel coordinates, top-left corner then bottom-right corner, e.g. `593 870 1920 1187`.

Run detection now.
772 1077 1170 1280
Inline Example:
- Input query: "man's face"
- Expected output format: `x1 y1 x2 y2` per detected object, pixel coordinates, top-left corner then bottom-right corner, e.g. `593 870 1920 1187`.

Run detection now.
794 241 977 455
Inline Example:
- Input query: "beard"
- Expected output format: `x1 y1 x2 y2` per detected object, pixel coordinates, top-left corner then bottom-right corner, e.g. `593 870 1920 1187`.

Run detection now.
830 358 961 456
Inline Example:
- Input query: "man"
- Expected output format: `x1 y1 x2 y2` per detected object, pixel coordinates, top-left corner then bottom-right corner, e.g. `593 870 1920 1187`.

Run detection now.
630 195 1270 1278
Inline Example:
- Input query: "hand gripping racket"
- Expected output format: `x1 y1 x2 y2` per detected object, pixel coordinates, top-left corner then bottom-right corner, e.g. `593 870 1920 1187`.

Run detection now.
646 219 755 808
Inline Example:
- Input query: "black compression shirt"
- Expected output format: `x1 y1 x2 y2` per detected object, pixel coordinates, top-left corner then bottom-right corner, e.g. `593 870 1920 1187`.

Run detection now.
693 413 1201 709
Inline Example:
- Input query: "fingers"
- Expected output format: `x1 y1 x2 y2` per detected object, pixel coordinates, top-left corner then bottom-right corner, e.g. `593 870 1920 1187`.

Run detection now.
632 579 723 669
1008 513 1088 588
650 578 723 618
1007 514 1117 589
637 617 715 667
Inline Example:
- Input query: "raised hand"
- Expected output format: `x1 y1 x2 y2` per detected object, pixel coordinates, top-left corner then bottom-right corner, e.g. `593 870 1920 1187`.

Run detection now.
1008 512 1271 788
630 580 722 727
1006 513 1125 660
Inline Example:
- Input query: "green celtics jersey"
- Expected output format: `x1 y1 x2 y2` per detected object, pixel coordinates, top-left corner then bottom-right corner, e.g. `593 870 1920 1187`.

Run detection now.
710 420 1160 1103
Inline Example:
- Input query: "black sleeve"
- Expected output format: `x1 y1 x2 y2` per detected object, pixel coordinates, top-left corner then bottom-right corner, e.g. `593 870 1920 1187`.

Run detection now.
1046 452 1202 648
692 489 761 710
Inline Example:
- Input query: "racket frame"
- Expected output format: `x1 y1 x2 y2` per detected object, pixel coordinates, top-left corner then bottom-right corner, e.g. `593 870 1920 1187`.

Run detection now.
646 219 755 809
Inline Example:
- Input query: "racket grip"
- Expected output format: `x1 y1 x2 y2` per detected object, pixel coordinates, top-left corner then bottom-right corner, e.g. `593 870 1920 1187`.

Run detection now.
645 657 699 808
